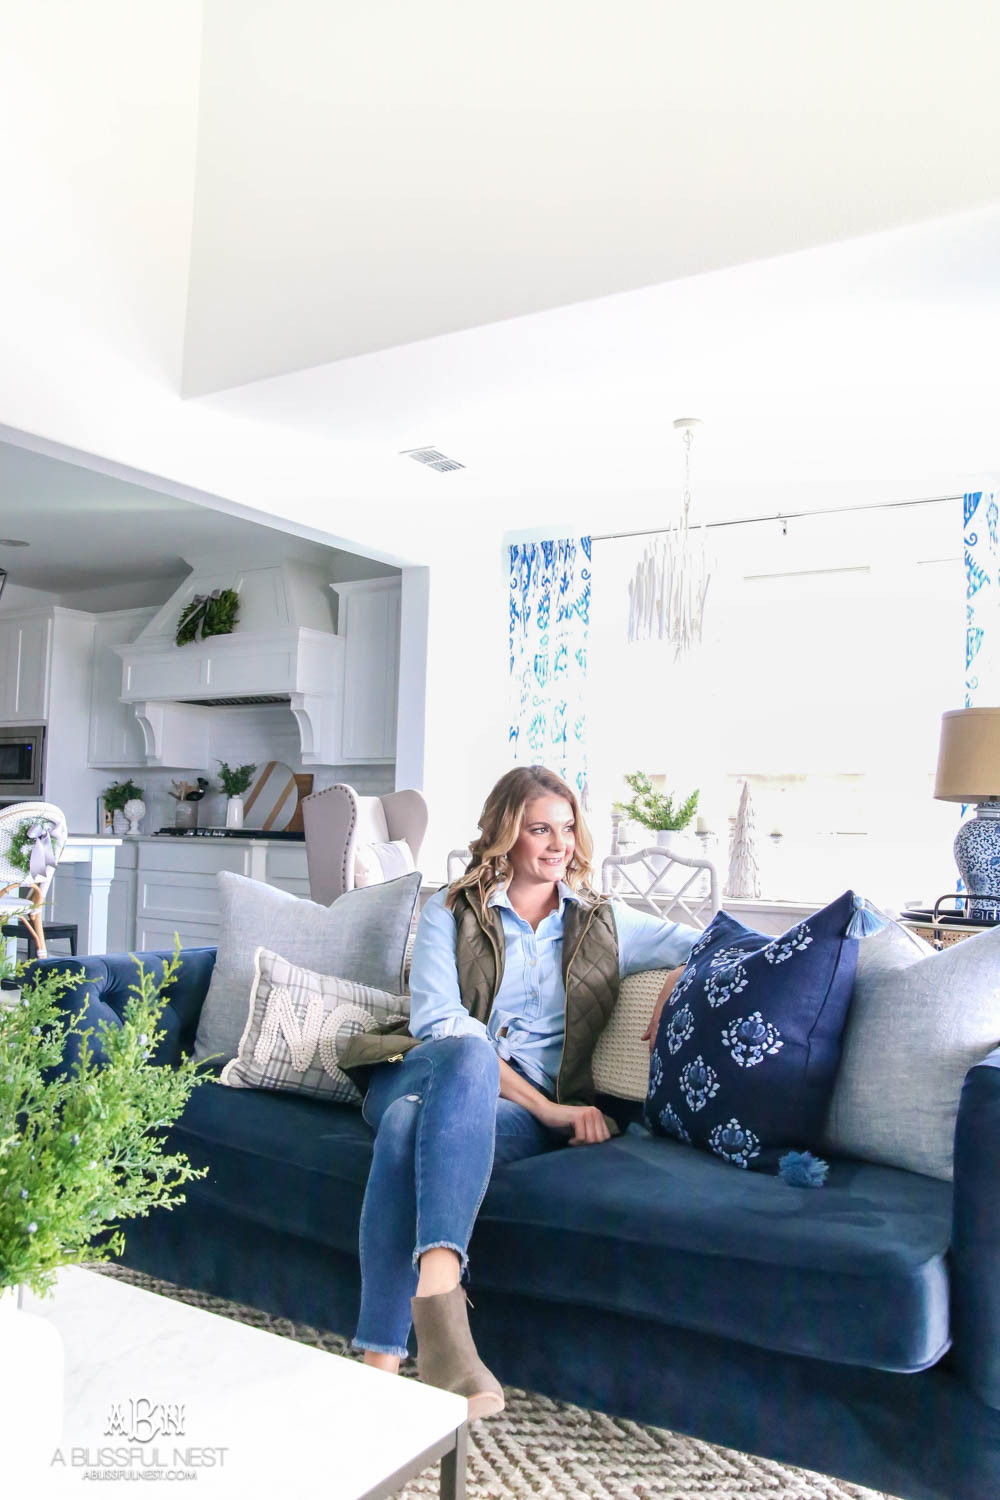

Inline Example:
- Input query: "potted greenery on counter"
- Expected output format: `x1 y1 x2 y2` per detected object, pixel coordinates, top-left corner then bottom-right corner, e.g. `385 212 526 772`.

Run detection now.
217 760 256 831
101 779 144 835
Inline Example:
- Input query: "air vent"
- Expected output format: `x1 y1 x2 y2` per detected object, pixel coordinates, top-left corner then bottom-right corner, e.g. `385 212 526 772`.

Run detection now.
178 694 291 708
400 446 466 473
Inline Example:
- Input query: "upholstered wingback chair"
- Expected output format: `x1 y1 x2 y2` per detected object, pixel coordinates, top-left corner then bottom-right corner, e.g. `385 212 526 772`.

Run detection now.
0 800 69 960
302 784 428 905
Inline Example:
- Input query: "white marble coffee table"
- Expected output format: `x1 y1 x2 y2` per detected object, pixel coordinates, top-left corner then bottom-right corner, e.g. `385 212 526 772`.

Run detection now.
20 1267 468 1499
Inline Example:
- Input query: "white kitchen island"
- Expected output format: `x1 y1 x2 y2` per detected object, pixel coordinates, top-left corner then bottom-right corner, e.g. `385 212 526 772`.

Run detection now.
62 834 123 955
51 834 311 958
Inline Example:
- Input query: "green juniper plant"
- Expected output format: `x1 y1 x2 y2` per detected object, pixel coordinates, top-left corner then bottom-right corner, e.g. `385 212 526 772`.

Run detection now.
621 770 699 833
217 760 257 798
0 942 210 1297
102 780 144 817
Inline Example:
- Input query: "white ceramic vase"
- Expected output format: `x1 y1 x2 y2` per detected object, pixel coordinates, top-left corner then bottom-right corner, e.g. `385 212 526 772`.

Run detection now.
225 795 245 830
0 1284 65 1471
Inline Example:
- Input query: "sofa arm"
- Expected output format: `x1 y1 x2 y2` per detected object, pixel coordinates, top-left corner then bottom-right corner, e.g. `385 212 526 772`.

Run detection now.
952 1042 1000 1408
23 948 217 1069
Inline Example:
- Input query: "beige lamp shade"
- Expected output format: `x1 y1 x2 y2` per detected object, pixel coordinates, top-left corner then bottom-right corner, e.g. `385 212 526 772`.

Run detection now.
934 707 1000 803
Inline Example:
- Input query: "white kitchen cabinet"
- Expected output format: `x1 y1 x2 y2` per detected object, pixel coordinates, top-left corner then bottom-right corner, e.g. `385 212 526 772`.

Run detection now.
0 611 51 721
332 578 400 763
88 608 158 767
265 842 311 898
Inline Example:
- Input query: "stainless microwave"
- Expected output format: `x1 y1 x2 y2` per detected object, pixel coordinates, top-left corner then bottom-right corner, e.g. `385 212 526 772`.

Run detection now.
0 724 46 800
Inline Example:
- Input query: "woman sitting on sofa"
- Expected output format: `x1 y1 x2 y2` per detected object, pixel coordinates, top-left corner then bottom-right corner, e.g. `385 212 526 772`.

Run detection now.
352 763 699 1418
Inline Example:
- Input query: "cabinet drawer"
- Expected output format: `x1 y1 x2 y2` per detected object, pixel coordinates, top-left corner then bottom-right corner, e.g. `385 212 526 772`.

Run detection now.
136 919 219 954
265 846 309 881
138 843 253 877
137 871 224 925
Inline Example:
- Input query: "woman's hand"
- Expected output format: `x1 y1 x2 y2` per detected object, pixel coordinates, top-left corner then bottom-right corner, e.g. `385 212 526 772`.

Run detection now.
540 1102 612 1145
640 966 687 1055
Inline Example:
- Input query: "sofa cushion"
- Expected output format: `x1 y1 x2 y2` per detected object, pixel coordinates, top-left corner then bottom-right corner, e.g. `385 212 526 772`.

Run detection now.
823 924 1000 1181
172 1080 951 1375
474 1130 952 1374
193 870 420 1064
646 891 859 1169
168 1080 374 1257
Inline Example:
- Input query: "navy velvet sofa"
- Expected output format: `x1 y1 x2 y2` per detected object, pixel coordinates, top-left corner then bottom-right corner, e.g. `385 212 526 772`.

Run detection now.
36 945 1000 1500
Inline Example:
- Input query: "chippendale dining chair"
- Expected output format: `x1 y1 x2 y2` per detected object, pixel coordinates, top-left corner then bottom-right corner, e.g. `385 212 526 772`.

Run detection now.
600 844 721 929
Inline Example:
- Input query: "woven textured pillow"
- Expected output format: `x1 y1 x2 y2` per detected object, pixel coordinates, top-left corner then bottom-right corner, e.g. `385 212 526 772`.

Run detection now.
646 890 859 1170
592 968 669 1101
220 947 411 1106
823 923 1000 1180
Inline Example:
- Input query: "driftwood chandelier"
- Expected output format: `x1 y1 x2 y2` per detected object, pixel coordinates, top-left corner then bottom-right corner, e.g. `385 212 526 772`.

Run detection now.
627 417 711 658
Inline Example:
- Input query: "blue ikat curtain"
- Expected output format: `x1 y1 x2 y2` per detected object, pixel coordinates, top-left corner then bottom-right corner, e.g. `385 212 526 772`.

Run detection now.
508 539 591 800
965 489 1000 706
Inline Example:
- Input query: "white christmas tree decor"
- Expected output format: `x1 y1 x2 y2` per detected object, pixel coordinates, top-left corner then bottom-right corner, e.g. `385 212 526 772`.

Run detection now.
727 781 761 899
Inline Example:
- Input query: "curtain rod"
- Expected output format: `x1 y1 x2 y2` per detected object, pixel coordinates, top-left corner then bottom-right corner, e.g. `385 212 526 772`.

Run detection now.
590 492 963 545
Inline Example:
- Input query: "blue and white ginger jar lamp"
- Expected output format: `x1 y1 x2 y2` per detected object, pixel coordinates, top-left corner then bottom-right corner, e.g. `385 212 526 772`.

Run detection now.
934 707 1000 922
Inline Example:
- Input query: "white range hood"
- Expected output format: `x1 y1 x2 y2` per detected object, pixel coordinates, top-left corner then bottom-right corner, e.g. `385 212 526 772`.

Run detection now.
115 557 345 766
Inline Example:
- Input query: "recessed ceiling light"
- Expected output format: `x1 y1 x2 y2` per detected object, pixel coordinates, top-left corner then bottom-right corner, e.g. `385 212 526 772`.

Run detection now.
0 538 30 547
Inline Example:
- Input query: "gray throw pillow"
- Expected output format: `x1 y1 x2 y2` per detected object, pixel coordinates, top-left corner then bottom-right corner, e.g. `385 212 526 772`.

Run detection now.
194 870 420 1064
822 922 1000 1181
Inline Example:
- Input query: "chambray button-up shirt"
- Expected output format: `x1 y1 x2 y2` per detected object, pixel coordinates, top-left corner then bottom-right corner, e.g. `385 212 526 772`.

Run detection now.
408 882 699 1095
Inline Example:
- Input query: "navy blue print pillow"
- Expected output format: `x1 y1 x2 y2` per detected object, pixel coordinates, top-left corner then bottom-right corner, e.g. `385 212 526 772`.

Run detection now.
645 890 860 1170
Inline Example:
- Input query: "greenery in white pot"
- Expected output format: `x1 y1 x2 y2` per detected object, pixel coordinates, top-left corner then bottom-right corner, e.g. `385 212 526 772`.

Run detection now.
620 770 700 833
217 760 256 799
0 946 209 1297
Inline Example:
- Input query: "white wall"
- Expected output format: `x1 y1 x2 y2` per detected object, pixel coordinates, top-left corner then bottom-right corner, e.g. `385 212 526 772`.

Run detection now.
0 583 60 613
415 536 510 882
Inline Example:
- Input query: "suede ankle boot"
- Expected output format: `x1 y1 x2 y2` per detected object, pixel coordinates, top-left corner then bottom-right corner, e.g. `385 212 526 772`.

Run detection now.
410 1284 505 1420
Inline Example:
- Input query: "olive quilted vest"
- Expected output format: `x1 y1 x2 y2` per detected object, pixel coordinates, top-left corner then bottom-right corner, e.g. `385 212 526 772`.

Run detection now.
339 885 621 1108
451 885 621 1106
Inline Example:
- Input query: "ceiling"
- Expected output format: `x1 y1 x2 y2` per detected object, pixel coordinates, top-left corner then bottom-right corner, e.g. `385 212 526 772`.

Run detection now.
2 0 999 576
0 440 396 596
184 0 1000 397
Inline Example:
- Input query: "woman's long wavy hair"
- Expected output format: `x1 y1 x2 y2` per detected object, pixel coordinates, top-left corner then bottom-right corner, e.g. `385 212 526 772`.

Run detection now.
445 765 595 912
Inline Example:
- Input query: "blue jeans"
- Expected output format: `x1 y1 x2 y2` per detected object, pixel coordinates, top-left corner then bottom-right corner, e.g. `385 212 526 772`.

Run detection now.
352 1034 561 1357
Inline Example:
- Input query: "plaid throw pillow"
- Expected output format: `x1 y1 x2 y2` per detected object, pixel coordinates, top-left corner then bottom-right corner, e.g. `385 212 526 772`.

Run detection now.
220 947 410 1106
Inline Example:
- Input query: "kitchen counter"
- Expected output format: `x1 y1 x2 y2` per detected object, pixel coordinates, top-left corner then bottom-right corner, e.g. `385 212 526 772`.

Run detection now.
115 832 306 845
51 833 312 957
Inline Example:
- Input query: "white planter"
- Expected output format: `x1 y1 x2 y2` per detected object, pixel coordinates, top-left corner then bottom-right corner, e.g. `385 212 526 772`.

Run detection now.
225 795 245 830
0 1284 65 1469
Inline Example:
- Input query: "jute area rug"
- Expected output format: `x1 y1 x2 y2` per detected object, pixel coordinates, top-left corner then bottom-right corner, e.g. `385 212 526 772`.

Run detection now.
94 1265 898 1500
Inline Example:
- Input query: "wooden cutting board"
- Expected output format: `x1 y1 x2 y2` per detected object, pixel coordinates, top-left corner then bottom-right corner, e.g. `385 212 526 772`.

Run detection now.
243 762 298 832
286 774 314 833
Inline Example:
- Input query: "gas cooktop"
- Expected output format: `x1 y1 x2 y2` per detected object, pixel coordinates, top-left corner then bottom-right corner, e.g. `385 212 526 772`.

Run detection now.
154 827 305 841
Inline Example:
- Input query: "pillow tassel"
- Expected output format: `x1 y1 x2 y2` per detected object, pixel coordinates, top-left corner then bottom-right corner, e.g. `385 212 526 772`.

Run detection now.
779 1150 829 1188
847 895 888 939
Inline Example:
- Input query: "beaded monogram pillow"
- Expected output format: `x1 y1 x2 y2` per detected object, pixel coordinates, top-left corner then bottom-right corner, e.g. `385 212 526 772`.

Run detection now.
220 947 410 1106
